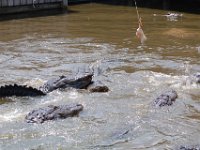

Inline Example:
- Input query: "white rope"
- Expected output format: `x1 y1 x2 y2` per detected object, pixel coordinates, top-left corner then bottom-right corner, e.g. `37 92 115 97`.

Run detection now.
134 0 140 22
33 0 36 8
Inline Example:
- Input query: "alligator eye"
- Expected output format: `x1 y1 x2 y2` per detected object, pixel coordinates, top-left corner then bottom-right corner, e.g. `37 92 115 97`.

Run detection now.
77 104 83 107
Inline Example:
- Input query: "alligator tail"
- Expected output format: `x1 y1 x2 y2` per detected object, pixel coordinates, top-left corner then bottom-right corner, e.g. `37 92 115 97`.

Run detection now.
0 84 46 97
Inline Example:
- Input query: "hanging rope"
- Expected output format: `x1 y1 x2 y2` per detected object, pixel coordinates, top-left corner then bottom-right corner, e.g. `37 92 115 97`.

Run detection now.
33 0 36 8
134 0 140 23
134 0 147 44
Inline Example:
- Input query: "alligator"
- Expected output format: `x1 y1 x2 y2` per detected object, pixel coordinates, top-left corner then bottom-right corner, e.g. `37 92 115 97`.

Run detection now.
39 74 93 93
25 103 83 123
0 74 93 97
0 72 110 98
187 73 200 84
196 73 200 83
154 90 178 107
179 145 200 150
153 73 200 107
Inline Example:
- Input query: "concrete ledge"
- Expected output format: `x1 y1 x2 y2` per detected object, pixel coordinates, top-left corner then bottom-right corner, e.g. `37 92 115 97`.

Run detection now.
0 2 67 15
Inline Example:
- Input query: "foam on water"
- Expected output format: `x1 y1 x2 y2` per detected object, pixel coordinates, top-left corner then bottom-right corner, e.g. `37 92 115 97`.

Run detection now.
0 108 23 122
147 71 200 90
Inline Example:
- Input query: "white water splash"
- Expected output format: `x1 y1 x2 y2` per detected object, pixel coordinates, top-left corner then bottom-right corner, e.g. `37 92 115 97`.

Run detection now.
24 78 45 88
147 71 199 90
0 109 22 122
197 46 200 54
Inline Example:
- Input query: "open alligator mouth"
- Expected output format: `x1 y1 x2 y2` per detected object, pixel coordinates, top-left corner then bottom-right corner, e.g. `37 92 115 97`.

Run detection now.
0 74 93 97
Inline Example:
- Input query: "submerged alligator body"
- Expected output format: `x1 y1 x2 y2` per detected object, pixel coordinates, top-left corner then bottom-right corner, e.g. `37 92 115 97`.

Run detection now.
0 84 46 97
25 103 83 123
188 73 200 84
0 74 93 97
179 145 200 150
154 90 178 107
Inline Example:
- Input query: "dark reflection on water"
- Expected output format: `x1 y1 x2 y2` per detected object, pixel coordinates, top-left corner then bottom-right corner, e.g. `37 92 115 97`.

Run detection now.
0 3 200 150
94 0 200 14
0 9 68 21
0 98 14 105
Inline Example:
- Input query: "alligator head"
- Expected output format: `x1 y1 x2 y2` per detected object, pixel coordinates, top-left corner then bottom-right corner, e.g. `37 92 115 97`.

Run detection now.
193 73 200 84
40 74 93 93
25 103 83 123
154 90 178 107
88 85 109 93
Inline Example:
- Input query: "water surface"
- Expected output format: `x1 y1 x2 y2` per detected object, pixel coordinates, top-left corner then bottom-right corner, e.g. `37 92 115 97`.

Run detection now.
0 3 200 150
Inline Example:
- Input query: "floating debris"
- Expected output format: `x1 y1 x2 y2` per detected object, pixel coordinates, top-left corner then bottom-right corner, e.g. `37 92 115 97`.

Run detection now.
153 12 183 21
